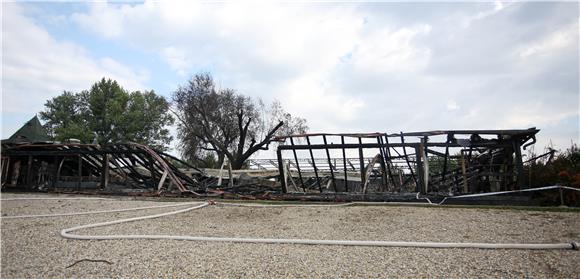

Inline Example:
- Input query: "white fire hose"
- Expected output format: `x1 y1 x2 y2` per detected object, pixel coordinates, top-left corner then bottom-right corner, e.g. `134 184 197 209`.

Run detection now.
417 185 580 205
2 196 578 250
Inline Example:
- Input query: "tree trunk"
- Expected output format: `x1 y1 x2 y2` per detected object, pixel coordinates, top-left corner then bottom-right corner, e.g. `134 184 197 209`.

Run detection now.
217 153 225 169
231 158 245 170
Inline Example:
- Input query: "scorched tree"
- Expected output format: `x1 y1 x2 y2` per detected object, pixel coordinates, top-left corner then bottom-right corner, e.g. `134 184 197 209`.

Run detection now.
172 73 308 169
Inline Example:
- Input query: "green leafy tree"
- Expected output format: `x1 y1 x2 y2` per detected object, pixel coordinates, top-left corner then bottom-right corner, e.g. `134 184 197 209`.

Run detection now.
41 91 91 142
40 78 174 150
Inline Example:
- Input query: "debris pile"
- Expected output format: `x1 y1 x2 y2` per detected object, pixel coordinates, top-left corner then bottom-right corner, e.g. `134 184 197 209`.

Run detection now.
2 124 548 200
273 129 540 196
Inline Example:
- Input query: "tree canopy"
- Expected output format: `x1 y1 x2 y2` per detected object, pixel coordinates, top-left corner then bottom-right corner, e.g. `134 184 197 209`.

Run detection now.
40 78 174 150
172 73 308 169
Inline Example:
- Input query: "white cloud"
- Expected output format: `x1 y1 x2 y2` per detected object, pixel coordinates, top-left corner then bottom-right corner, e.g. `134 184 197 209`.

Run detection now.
280 76 366 132
519 21 579 58
461 1 514 28
446 100 459 111
504 102 576 128
348 24 432 76
70 2 125 39
494 1 504 12
2 3 148 135
161 46 190 76
70 2 375 129
10 1 578 152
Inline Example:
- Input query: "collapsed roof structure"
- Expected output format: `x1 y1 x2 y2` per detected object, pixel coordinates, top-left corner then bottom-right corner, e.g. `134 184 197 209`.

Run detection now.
1 116 541 200
1 116 208 194
273 128 540 195
1 142 207 194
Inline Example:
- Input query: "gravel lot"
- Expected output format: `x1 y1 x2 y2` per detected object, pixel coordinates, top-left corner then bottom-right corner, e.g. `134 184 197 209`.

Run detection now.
2 193 579 278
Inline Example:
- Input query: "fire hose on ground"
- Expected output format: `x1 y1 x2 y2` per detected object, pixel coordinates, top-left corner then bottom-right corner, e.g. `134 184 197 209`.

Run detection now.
2 189 579 250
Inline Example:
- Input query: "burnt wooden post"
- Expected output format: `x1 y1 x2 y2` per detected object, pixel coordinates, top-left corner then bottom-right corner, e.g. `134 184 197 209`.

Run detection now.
501 145 513 191
513 141 525 189
341 136 348 192
378 154 388 192
441 134 451 185
376 136 393 191
306 136 322 192
400 132 418 189
488 149 494 192
289 137 306 192
77 155 82 191
322 135 336 191
380 135 396 187
101 154 109 190
358 137 365 188
414 144 425 194
277 147 287 193
421 136 429 193
26 155 33 190
460 152 468 193
467 147 474 192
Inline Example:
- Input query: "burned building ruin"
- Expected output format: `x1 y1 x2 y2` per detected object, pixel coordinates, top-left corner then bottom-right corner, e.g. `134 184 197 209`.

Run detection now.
1 117 540 199
273 128 539 195
1 116 206 194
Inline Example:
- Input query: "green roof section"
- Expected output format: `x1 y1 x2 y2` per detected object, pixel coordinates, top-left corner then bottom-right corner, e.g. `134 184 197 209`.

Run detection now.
4 115 50 143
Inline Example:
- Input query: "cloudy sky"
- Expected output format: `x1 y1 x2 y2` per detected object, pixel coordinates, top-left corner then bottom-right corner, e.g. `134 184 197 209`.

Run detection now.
2 1 578 156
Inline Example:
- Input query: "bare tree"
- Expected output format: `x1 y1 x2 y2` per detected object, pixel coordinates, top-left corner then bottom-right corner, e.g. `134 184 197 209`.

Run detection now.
172 73 308 169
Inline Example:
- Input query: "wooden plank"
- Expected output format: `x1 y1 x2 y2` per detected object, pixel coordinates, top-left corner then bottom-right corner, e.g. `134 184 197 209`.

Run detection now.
322 135 336 192
415 146 424 194
306 136 322 192
157 170 168 191
277 142 512 151
400 132 418 189
358 137 365 187
461 152 468 193
277 148 286 193
289 137 305 192
341 136 348 192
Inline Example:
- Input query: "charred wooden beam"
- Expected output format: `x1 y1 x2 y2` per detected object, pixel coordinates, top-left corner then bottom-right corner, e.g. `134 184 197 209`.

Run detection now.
341 136 348 192
322 135 336 192
306 136 322 192
289 137 306 192
358 137 365 187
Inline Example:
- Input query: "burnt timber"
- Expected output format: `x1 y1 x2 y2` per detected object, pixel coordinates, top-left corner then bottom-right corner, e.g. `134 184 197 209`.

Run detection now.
3 127 562 205
1 142 206 195
274 128 540 196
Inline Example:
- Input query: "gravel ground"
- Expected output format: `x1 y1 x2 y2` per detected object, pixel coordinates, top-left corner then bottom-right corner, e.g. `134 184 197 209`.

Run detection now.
1 193 579 278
